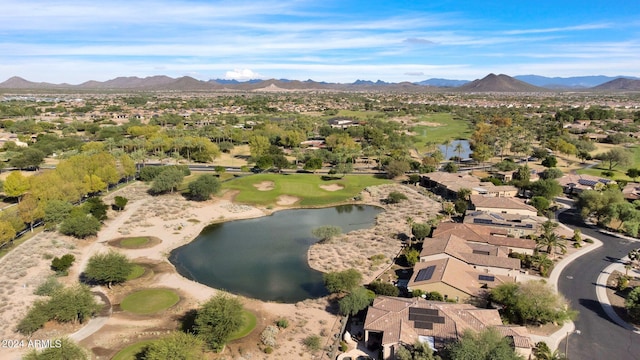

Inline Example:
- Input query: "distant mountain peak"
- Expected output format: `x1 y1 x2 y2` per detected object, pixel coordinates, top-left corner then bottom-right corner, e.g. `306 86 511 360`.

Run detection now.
458 73 546 92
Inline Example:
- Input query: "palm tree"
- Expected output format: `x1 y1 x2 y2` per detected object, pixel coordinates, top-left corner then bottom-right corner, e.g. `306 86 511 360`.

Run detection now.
533 341 568 360
536 221 566 258
405 217 415 247
454 142 464 163
532 254 554 277
442 139 452 160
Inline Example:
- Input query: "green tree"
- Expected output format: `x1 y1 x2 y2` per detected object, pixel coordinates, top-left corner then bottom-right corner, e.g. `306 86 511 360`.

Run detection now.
405 248 420 266
59 212 101 238
338 286 373 316
536 221 566 258
311 225 342 242
457 188 472 200
16 299 50 335
140 332 205 360
490 281 576 325
51 254 75 274
255 155 274 171
445 327 523 360
411 223 432 241
386 159 410 178
529 179 562 200
195 294 244 352
626 286 640 322
627 168 640 181
10 148 45 169
150 167 185 194
47 284 101 323
3 171 30 201
44 200 74 228
530 196 551 215
610 201 640 229
540 167 563 180
18 194 44 231
187 174 221 201
23 338 88 360
532 341 567 360
0 220 16 247
248 134 271 159
303 157 323 173
471 143 492 165
113 196 129 210
368 280 399 297
576 189 625 224
397 340 437 360
83 197 108 221
541 156 557 168
83 251 134 288
323 268 363 294
597 148 633 170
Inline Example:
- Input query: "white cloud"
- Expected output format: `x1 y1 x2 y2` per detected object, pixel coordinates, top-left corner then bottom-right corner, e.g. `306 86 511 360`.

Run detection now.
224 69 265 80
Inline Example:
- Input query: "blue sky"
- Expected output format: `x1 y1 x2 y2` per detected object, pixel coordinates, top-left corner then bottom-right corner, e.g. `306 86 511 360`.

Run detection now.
1 0 639 83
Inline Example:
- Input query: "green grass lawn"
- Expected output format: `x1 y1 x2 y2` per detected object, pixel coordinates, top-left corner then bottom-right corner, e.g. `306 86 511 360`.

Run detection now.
111 340 155 360
221 173 391 206
410 113 473 151
120 289 180 315
228 310 257 341
119 237 151 248
125 264 146 281
577 146 640 181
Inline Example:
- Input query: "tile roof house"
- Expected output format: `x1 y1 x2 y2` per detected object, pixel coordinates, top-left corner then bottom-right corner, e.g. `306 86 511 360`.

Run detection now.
557 174 615 194
463 210 546 237
363 296 532 360
622 182 640 201
469 195 538 217
433 223 536 255
419 233 521 276
419 172 518 199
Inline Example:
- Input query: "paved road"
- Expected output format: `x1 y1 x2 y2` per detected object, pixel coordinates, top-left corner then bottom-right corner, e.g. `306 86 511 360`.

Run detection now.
557 209 640 359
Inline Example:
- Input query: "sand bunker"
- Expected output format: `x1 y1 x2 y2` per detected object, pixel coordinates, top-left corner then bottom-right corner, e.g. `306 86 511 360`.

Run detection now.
253 181 275 191
276 195 300 206
320 184 344 192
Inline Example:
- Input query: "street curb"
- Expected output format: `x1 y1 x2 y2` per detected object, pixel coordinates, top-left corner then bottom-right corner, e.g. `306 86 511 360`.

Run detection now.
595 257 640 334
541 224 602 351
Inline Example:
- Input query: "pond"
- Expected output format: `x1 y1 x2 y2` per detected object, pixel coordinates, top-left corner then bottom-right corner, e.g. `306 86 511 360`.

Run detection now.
169 205 383 303
438 139 471 160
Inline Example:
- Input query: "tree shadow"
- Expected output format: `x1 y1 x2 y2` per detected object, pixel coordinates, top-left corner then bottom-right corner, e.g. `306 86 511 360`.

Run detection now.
176 308 198 333
577 298 630 329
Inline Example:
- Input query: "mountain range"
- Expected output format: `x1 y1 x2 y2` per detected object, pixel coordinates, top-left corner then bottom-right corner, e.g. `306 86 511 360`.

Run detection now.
1 74 640 92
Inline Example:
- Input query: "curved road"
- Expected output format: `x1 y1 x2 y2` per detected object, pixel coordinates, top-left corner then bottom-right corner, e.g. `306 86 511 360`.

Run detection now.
557 209 640 359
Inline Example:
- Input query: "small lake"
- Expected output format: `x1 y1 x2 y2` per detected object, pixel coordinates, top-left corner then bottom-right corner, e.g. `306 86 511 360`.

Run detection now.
169 205 383 303
438 139 471 160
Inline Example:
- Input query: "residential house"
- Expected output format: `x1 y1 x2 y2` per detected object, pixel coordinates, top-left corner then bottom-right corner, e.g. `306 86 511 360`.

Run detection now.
420 172 518 199
557 174 615 194
433 223 536 255
418 233 521 277
623 182 640 201
469 195 538 217
328 118 359 129
363 296 532 360
463 210 545 237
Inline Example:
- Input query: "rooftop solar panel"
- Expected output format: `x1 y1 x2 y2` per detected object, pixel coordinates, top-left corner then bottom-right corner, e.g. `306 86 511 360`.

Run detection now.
478 274 495 282
409 308 439 316
415 266 436 282
414 321 434 330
